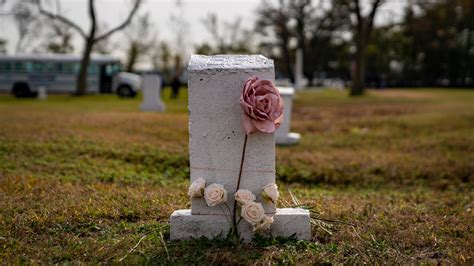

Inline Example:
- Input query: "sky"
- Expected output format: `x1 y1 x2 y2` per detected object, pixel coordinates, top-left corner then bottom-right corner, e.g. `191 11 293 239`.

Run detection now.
0 0 408 63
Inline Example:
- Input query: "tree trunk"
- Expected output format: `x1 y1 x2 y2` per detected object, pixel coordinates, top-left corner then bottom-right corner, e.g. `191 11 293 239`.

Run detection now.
351 40 367 96
306 71 314 87
126 43 139 73
76 38 94 96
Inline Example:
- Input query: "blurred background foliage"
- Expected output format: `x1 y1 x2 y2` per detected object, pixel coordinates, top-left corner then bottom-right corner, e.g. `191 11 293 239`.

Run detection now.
0 0 472 90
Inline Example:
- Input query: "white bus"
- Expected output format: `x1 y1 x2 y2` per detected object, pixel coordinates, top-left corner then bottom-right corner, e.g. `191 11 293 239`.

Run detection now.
0 54 141 98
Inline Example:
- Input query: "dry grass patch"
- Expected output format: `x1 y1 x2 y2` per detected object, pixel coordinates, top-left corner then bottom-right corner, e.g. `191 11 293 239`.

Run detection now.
0 88 473 264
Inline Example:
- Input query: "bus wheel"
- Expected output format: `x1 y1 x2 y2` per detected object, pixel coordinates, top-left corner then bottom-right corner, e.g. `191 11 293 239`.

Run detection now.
117 84 136 98
12 82 33 98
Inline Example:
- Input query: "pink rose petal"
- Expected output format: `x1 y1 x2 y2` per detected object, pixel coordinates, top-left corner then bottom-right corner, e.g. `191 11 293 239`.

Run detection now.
242 114 257 134
252 119 276 133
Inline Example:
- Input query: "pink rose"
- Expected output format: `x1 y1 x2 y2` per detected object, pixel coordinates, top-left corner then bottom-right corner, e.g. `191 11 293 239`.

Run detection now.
239 77 284 134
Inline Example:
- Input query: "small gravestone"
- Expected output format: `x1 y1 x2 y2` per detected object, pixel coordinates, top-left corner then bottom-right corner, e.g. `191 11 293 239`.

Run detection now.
140 74 165 112
294 49 306 90
37 86 47 100
170 55 310 241
276 87 300 145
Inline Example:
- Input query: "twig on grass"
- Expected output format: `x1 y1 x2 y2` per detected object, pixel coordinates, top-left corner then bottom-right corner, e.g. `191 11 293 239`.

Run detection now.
284 189 354 236
118 234 148 262
159 231 170 260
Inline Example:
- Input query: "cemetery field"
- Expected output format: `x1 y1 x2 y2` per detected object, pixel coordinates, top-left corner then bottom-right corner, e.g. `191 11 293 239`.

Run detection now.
0 88 473 264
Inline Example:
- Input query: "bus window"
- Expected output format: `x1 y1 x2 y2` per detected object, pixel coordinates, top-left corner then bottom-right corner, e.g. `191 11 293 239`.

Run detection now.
33 62 43 72
61 63 74 74
25 61 33 72
103 63 122 76
14 62 27 72
43 63 55 73
72 63 80 74
114 63 122 73
55 63 63 73
105 64 113 76
88 64 98 75
0 62 12 73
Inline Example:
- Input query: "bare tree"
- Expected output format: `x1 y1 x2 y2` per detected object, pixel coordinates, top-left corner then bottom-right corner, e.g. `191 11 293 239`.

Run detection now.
256 0 294 81
124 12 156 72
42 22 74 53
13 0 43 53
149 41 172 81
37 0 142 95
0 38 7 53
349 0 385 95
199 13 254 54
92 23 119 54
169 0 189 60
291 0 351 85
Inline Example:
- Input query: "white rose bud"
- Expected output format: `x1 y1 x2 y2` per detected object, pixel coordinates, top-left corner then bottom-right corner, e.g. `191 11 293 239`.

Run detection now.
253 215 274 232
262 183 279 204
234 189 256 205
204 183 228 207
188 178 206 198
241 201 265 225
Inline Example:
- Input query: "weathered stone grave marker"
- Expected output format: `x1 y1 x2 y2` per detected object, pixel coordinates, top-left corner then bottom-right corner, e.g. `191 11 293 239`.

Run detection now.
276 87 301 145
170 55 310 241
37 86 47 100
294 49 306 90
140 74 165 112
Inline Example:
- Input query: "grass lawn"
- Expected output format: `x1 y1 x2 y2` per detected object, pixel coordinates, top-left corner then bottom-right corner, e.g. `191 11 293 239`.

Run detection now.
0 88 473 264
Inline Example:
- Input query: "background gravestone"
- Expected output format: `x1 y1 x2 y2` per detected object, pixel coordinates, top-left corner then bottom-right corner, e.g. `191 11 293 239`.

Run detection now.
140 74 165 112
294 49 306 90
276 87 301 145
170 54 310 241
37 86 47 100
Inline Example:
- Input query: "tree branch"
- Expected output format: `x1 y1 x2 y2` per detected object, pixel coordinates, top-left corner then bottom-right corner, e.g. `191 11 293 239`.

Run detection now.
366 0 383 39
354 0 362 25
88 0 97 39
37 0 87 39
94 0 141 42
367 0 383 30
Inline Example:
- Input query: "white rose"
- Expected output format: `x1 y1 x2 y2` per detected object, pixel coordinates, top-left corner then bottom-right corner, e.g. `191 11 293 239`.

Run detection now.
241 201 265 225
262 183 279 204
253 215 274 232
234 189 256 205
188 178 206 198
204 183 228 207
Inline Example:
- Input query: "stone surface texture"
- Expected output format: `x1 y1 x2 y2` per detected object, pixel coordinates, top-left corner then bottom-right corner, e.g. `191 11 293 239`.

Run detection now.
170 208 311 242
140 74 165 112
276 87 300 145
188 55 276 215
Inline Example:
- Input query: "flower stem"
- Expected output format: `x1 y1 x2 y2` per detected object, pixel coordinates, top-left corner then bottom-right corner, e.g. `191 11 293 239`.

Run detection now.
233 134 248 237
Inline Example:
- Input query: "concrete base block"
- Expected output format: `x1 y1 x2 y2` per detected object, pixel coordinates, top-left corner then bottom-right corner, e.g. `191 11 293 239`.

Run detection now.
276 132 301 146
170 208 311 241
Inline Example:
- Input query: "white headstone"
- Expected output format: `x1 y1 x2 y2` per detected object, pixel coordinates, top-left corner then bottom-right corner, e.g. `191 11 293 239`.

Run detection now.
276 87 301 145
170 54 310 241
188 55 276 215
37 86 47 100
140 74 165 112
294 49 306 90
